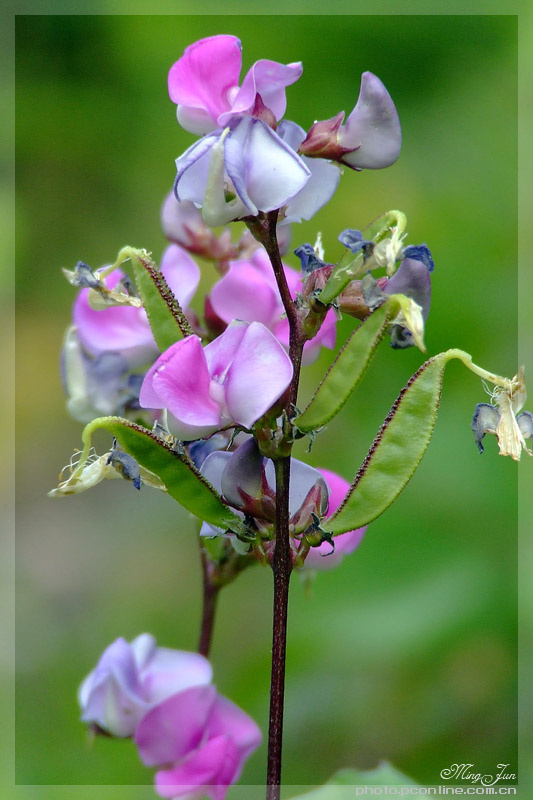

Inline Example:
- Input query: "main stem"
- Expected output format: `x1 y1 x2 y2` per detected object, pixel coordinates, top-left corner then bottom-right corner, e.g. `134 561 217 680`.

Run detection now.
249 212 305 800
266 455 293 798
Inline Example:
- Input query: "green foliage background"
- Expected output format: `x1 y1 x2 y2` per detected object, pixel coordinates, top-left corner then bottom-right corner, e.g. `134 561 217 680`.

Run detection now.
15 13 522 799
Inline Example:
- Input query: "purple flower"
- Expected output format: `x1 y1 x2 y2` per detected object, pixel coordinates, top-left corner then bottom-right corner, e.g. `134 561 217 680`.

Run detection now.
139 321 293 440
199 441 364 569
302 469 366 570
209 248 336 365
299 72 401 170
200 440 328 534
61 326 132 422
73 245 200 367
174 117 311 227
78 634 212 737
168 34 302 135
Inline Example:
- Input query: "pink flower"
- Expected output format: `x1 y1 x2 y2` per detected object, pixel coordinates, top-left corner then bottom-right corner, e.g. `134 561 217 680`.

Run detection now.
73 245 200 367
139 321 293 440
168 34 302 135
137 689 261 800
303 469 366 570
209 248 336 365
78 634 212 737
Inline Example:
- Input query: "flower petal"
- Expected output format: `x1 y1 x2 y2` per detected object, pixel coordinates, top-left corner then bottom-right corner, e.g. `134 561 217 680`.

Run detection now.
160 244 200 310
175 133 221 206
73 270 156 367
341 71 402 169
140 648 213 706
225 118 310 215
224 322 293 428
140 337 221 438
207 694 262 773
277 120 340 224
168 35 242 132
135 684 217 767
78 637 146 737
154 734 238 800
203 321 248 381
264 456 324 517
210 260 280 327
219 59 303 125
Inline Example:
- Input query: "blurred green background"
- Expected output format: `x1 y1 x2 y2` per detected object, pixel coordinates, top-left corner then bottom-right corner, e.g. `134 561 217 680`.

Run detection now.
15 13 523 799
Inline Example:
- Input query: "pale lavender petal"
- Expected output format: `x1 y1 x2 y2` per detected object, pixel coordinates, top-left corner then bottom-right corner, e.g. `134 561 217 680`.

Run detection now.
154 735 238 800
140 649 213 706
263 456 324 517
130 633 157 671
219 59 303 125
175 133 221 206
225 118 310 215
200 451 232 495
341 71 402 169
161 192 209 250
285 155 340 224
78 638 146 737
224 322 293 428
135 684 217 767
277 120 340 224
210 261 280 327
203 321 248 381
223 118 259 215
221 438 265 508
160 244 200 310
168 36 242 130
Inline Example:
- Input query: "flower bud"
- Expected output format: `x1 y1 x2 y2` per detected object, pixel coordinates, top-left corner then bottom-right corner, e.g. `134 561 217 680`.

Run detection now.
161 192 238 262
299 72 401 171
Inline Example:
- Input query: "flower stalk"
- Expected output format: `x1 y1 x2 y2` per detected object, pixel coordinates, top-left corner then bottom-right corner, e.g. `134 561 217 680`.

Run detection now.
246 210 307 799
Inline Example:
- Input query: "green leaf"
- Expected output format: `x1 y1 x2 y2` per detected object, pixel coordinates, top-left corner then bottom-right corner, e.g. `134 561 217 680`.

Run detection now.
290 762 416 799
318 210 407 306
78 416 244 533
327 352 450 535
126 246 194 350
295 298 401 434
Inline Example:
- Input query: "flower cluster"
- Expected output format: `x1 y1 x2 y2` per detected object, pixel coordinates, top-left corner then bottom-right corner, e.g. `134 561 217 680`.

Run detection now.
51 30 528 800
79 634 261 800
170 34 400 227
